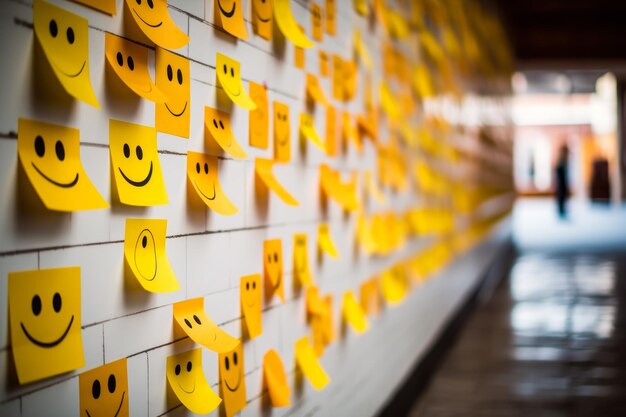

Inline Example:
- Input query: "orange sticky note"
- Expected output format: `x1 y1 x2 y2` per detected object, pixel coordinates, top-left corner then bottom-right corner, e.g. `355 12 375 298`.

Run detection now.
264 239 284 302
240 274 262 338
331 55 344 100
325 0 336 35
187 151 238 215
219 342 247 417
380 266 409 305
214 0 248 40
311 3 324 42
342 291 368 333
295 336 330 390
252 0 272 40
272 0 315 48
79 358 129 417
255 158 299 206
249 81 269 148
295 38 306 69
318 223 339 258
124 0 189 49
319 50 329 77
342 111 362 152
263 349 291 407
216 53 257 110
156 47 190 138
204 106 248 159
173 297 239 353
306 73 329 106
273 101 291 162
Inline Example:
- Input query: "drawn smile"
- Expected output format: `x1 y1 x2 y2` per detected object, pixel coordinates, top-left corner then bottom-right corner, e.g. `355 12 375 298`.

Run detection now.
54 60 86 78
195 181 216 201
165 101 187 117
217 0 236 18
119 162 153 187
85 391 126 417
132 9 163 28
32 163 79 188
255 11 271 23
278 134 289 146
224 374 241 392
21 315 74 348
225 85 241 97
178 381 196 394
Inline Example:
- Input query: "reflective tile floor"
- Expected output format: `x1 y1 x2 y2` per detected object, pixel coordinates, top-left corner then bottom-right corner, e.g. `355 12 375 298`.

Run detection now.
409 250 626 417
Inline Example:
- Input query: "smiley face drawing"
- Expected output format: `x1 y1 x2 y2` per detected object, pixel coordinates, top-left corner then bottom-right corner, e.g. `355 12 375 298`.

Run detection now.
251 0 272 40
248 81 269 149
187 151 238 215
219 342 247 417
155 47 190 138
215 53 257 110
124 218 181 293
240 274 262 338
263 239 284 302
8 266 84 384
173 297 239 353
109 119 168 206
105 33 165 103
311 3 323 41
33 0 99 108
273 101 290 162
17 118 108 212
203 107 248 159
79 358 129 417
214 0 248 40
166 348 221 415
124 0 189 49
293 233 313 286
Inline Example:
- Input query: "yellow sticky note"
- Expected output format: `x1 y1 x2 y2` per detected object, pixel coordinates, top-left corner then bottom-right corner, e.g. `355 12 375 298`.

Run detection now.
342 111 362 152
249 81 269 148
325 105 338 157
342 291 368 334
412 64 435 98
71 0 116 14
293 233 313 286
272 0 315 48
264 239 284 302
387 10 409 39
380 82 401 121
166 348 221 414
240 274 262 338
353 30 372 69
318 223 339 258
124 0 189 49
325 0 336 35
219 342 247 417
295 337 330 390
156 47 190 138
33 0 99 108
105 33 165 103
173 297 239 353
353 0 368 16
204 107 248 159
273 101 291 162
252 0 272 40
79 358 128 417
187 152 238 215
311 3 324 42
215 0 248 40
319 50 329 77
300 113 325 151
320 164 359 211
255 158 299 206
216 53 257 110
109 119 168 206
8 267 84 384
306 73 329 106
306 286 324 316
380 266 409 305
17 118 108 212
263 350 291 407
124 218 180 293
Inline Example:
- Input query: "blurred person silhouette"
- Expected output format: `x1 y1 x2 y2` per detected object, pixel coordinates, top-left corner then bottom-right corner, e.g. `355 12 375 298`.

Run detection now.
555 144 570 218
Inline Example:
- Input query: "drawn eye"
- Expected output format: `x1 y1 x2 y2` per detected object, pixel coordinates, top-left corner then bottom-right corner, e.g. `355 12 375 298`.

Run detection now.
136 145 143 160
123 143 130 158
55 140 65 161
196 162 200 174
213 119 219 129
193 314 202 325
167 65 173 81
116 52 124 66
177 69 183 85
66 27 75 44
184 318 192 328
186 361 192 372
219 120 225 129
233 352 238 365
92 379 101 399
225 356 230 370
204 163 209 174
223 65 227 74
49 20 58 37
246 282 250 290
274 253 278 262
52 293 62 313
108 374 116 394
147 0 154 8
175 364 181 375
34 135 45 157
267 254 272 263
32 295 42 316
127 56 135 71
230 68 234 77
253 281 256 289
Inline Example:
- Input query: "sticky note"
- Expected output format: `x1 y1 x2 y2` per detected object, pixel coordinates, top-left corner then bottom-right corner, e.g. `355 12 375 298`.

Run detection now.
105 33 165 103
187 152 238 215
311 3 324 42
252 0 272 40
321 295 335 344
412 64 435 98
342 59 358 100
124 218 180 293
255 158 299 206
364 170 385 202
272 0 315 48
109 119 168 206
215 0 248 40
173 297 239 353
318 224 339 258
319 50 329 77
306 73 329 106
300 113 325 151
306 286 324 316
360 278 381 316
353 30 372 68
124 0 189 49
8 267 84 384
79 358 128 417
33 0 99 107
264 239 284 302
325 105 338 156
240 274 262 338
353 0 368 16
204 107 248 159
325 0 336 35
293 233 313 286
320 164 359 211
219 342 247 417
380 82 401 121
331 55 343 100
156 47 190 138
343 111 362 152
294 31 306 69
249 81 269 148
17 118 108 212
342 291 368 334
216 53 257 110
273 101 291 162
295 337 330 390
166 348 221 414
380 266 409 305
71 0 116 14
263 349 291 407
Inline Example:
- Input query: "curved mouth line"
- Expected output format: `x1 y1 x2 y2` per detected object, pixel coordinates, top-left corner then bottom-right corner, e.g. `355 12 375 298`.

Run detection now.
55 60 86 78
255 10 271 23
225 374 241 392
272 273 282 291
278 135 289 146
86 391 125 417
132 9 163 28
119 161 153 187
245 299 257 308
21 315 74 348
165 101 188 117
223 84 241 97
194 181 216 201
178 381 196 394
32 163 79 188
218 0 236 18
